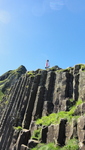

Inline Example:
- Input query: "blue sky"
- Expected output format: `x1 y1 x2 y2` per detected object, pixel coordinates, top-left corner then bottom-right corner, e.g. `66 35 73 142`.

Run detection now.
0 0 85 75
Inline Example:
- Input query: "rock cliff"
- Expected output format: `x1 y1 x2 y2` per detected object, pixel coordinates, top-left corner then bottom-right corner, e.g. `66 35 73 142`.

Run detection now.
1 64 85 150
0 65 27 119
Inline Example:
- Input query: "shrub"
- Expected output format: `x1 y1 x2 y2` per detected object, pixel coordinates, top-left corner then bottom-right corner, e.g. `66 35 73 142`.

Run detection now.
31 143 59 150
13 126 23 131
31 128 41 140
31 139 79 150
36 113 57 126
69 99 74 102
60 138 79 150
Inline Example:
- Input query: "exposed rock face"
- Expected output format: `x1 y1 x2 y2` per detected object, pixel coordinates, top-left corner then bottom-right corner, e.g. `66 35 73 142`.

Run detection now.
0 65 27 92
0 65 27 119
1 64 85 150
15 129 30 150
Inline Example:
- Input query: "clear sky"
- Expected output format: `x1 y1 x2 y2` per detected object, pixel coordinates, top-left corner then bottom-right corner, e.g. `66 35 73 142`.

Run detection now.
0 0 85 75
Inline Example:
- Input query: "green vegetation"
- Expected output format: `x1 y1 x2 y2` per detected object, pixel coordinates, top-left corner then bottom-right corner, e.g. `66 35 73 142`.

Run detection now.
31 128 42 140
0 65 26 93
27 71 41 78
36 113 57 126
25 85 29 88
68 99 83 115
27 72 34 75
32 99 81 149
50 67 57 71
60 138 79 150
78 64 85 71
56 67 74 73
5 100 8 104
13 126 23 131
0 66 26 116
35 69 44 73
0 78 8 85
56 69 69 73
56 69 64 73
0 90 4 102
69 98 74 102
31 138 79 150
36 99 83 126
27 71 35 77
31 143 58 150
79 64 85 68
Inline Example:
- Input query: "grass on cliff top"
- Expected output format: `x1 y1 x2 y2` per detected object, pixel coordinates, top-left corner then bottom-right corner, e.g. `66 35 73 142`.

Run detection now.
81 65 85 71
56 68 74 73
77 64 85 71
36 99 83 126
31 138 79 150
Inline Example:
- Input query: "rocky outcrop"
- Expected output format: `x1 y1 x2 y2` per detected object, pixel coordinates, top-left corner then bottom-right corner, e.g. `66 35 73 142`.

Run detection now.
1 64 85 150
0 65 27 92
0 65 27 119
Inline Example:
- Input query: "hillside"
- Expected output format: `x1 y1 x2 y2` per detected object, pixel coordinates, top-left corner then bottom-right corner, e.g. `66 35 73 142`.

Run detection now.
0 64 85 150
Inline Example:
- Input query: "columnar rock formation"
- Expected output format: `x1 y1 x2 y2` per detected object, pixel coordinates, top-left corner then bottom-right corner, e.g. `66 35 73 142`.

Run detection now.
0 64 85 150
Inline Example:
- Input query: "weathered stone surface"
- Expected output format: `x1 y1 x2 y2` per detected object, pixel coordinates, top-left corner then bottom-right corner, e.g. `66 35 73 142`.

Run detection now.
80 144 85 150
47 124 59 144
29 121 37 136
9 130 20 150
74 103 85 115
74 105 82 115
57 119 67 146
61 98 71 111
22 74 41 129
66 119 77 143
79 71 85 101
42 71 55 115
28 139 40 148
77 116 85 144
1 65 85 150
15 129 30 150
42 101 54 116
47 119 67 146
79 141 85 150
52 72 72 113
42 126 48 143
82 103 85 114
20 144 29 150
